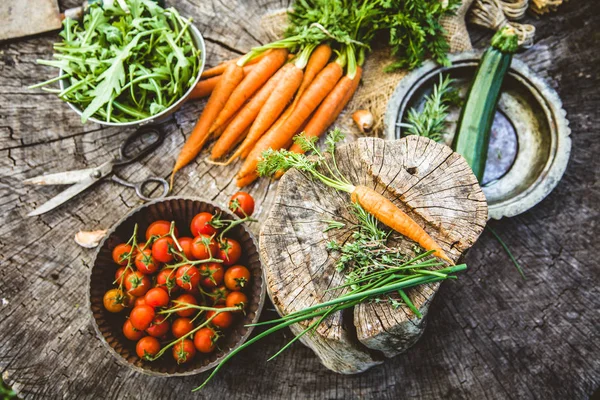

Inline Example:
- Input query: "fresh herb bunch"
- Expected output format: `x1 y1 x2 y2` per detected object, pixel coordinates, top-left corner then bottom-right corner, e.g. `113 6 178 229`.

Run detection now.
285 0 460 72
404 74 461 142
32 0 201 123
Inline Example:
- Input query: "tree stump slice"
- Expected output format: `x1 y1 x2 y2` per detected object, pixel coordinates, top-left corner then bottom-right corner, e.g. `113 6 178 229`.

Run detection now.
260 136 488 373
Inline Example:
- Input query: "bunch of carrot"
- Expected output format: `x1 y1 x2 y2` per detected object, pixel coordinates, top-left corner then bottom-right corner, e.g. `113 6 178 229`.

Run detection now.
170 42 363 188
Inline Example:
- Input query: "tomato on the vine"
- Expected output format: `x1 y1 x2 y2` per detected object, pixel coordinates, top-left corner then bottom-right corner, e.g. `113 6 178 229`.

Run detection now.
134 296 146 307
194 327 217 353
175 265 200 291
217 238 242 266
199 263 224 288
129 305 155 330
135 249 159 275
115 267 127 285
156 269 177 293
190 212 217 236
225 291 248 310
103 288 127 313
209 285 229 305
173 339 196 364
176 237 195 261
112 243 132 266
229 191 255 218
146 315 170 338
136 336 160 359
146 220 177 241
171 318 194 338
174 294 197 317
152 237 175 263
224 265 251 291
145 287 170 308
191 234 218 260
123 319 145 341
206 306 233 329
125 271 151 297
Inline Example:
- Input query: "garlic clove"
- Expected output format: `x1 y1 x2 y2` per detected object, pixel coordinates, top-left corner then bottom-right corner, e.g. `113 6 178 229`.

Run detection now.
74 229 108 248
352 109 374 134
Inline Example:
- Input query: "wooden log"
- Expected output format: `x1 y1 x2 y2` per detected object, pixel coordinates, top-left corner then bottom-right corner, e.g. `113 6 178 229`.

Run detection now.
260 136 487 372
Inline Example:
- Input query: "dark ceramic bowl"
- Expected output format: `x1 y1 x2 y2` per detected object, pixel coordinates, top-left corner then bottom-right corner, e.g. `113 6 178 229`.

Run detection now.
88 197 265 376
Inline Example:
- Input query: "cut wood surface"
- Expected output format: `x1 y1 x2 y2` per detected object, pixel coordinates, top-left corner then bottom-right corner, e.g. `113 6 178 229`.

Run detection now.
0 0 599 399
261 136 487 373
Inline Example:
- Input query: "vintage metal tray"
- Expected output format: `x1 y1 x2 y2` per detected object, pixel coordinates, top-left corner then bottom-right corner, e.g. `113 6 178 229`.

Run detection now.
384 51 571 219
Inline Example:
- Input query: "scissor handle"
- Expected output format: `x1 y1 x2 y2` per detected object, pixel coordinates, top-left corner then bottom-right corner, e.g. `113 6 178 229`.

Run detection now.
111 175 170 201
113 125 166 166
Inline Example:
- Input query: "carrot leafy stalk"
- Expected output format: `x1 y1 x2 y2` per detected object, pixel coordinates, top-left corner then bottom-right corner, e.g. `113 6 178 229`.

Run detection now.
258 129 453 263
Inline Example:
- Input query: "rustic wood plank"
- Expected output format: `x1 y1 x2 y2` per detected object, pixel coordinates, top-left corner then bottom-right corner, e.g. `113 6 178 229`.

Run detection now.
0 0 599 399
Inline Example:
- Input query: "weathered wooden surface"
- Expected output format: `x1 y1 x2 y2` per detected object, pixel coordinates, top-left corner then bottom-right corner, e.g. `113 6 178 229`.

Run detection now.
261 136 487 373
0 0 599 399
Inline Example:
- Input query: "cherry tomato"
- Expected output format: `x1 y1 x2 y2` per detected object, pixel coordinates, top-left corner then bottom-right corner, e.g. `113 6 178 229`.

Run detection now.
199 263 224 288
172 318 194 339
135 249 159 275
206 306 233 329
191 234 219 260
134 242 146 255
217 238 242 266
194 327 217 353
173 339 196 364
134 296 147 307
152 237 175 263
209 285 229 305
145 287 170 308
136 336 160 359
190 212 217 236
115 267 127 285
146 315 170 338
123 319 145 341
156 269 178 294
103 288 127 313
146 220 178 241
229 191 255 218
226 291 248 310
129 305 155 330
176 237 195 261
112 243 132 266
224 265 251 291
174 294 197 317
125 271 151 297
175 265 200 291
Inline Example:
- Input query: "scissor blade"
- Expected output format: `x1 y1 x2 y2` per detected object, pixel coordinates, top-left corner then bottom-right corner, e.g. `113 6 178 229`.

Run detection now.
28 178 98 217
23 166 103 186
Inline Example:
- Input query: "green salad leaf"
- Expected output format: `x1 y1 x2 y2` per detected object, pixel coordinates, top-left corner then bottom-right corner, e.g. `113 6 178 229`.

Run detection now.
32 0 201 123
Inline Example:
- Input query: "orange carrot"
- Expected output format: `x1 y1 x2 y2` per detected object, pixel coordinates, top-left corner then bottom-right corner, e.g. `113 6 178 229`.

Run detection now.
228 63 303 163
236 60 343 183
240 102 293 160
209 49 289 135
287 66 362 154
289 44 331 111
236 171 259 188
210 63 292 160
190 64 258 100
350 185 452 263
170 63 245 186
200 51 270 79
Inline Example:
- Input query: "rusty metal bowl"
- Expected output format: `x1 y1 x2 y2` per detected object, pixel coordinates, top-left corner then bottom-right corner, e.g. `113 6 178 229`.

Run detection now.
88 197 265 376
384 51 571 219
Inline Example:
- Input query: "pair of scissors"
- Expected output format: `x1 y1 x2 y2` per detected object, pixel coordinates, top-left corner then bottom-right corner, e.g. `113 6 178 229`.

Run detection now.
24 126 170 217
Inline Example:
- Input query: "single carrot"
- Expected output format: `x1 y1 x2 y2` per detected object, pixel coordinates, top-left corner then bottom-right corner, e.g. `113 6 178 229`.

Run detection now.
209 48 289 135
350 185 452 263
289 44 331 112
236 171 259 188
190 64 258 100
200 51 270 79
287 66 362 155
210 63 292 161
170 62 245 187
237 60 344 182
228 62 304 163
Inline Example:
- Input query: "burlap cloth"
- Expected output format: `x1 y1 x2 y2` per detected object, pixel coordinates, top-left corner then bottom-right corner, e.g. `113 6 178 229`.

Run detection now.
260 0 535 136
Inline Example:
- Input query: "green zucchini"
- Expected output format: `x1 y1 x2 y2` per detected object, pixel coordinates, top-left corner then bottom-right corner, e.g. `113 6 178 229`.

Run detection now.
452 27 518 182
